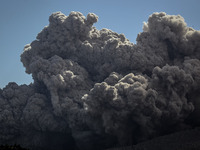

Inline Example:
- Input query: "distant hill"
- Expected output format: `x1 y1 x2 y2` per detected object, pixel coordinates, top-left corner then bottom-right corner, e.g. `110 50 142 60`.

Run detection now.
108 127 200 150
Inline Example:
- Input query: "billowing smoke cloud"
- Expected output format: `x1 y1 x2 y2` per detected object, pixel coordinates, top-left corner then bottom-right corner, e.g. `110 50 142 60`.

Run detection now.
0 11 200 150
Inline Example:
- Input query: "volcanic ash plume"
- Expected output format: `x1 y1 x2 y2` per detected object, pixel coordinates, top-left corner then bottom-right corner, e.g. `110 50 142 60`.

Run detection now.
0 11 200 150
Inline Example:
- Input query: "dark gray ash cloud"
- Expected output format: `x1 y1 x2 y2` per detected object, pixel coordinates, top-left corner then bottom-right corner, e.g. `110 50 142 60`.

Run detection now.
0 11 200 150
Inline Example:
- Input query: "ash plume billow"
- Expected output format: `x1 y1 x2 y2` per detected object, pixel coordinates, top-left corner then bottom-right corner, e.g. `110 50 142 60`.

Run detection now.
0 11 200 150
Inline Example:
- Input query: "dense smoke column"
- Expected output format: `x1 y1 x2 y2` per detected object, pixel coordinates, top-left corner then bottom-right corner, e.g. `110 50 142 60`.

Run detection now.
0 11 200 150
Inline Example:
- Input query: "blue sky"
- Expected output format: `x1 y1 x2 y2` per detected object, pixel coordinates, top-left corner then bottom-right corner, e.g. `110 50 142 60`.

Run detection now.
0 0 200 88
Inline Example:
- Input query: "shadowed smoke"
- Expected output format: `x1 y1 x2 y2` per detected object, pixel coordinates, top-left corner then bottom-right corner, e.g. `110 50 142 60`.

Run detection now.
0 11 200 150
